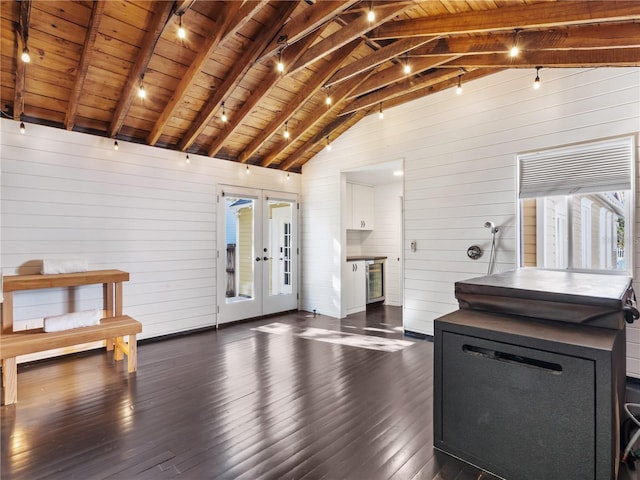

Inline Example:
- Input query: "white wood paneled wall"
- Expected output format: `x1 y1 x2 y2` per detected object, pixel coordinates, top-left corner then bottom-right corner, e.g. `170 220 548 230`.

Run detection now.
301 68 640 377
0 119 300 360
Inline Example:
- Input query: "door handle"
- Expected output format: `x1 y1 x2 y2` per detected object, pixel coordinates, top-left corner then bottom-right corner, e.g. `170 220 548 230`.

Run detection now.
263 257 269 261
256 257 261 261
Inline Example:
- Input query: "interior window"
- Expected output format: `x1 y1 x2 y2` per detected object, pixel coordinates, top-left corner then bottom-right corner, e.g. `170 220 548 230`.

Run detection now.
518 137 633 274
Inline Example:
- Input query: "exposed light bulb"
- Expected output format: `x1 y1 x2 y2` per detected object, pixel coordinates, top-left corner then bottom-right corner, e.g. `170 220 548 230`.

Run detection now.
19 121 26 134
286 172 291 181
509 30 520 58
138 84 146 99
367 9 375 22
178 15 186 39
221 102 228 122
277 50 284 72
245 164 250 174
378 103 384 119
533 67 541 90
114 140 119 150
326 136 331 151
403 63 411 74
284 122 290 139
186 154 190 164
325 95 332 106
456 75 463 95
21 47 30 63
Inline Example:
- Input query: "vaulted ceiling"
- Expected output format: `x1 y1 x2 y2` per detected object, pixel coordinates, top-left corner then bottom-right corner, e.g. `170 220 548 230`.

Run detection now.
1 1 639 172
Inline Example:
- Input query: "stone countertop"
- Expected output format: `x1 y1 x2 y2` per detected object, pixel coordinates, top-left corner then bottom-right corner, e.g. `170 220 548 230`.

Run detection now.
346 256 387 261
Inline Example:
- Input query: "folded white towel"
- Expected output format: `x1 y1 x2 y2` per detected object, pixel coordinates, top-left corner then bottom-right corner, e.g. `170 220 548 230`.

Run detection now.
43 309 101 332
41 258 89 275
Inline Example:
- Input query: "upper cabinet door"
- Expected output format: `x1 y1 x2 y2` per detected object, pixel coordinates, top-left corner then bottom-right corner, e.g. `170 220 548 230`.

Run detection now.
348 183 374 230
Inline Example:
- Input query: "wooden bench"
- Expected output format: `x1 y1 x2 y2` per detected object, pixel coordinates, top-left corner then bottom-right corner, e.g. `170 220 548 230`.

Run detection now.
1 316 141 405
1 270 142 405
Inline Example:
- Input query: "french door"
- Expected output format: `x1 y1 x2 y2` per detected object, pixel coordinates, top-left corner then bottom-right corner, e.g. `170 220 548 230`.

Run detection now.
217 185 298 324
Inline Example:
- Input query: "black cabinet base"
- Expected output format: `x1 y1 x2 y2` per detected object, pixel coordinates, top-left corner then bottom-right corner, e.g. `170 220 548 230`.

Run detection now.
434 310 624 480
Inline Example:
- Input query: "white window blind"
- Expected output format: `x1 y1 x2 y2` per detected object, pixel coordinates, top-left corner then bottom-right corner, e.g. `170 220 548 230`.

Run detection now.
518 137 633 199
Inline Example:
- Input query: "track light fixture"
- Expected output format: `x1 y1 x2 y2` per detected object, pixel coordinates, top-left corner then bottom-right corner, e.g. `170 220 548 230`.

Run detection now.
221 102 228 123
177 13 186 39
510 29 520 57
114 140 119 150
21 46 30 63
378 103 384 119
533 67 541 89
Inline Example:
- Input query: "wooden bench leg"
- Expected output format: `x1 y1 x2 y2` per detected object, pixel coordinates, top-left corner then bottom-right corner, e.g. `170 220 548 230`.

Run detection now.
114 336 124 361
2 357 18 405
113 335 137 373
127 334 137 373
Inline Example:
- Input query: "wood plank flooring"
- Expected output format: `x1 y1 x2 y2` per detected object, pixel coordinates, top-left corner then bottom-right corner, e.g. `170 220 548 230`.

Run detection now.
0 306 636 479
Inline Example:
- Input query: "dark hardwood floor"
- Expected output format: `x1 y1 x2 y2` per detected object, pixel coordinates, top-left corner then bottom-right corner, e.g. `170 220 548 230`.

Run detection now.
1 306 637 479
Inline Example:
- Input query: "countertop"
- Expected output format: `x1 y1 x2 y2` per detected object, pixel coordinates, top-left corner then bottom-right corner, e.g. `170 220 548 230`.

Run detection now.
346 256 387 261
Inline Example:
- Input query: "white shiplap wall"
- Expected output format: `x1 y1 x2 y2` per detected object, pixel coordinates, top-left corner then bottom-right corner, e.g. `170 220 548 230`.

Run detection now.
0 119 300 357
301 68 640 377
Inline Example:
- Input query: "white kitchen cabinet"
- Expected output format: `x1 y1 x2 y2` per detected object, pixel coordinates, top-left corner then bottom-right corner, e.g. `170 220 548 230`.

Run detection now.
347 183 374 230
345 260 366 315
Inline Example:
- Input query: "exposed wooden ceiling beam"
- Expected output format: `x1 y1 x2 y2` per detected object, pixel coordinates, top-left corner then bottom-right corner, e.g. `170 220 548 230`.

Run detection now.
280 110 367 171
174 0 196 16
238 39 361 165
368 1 640 39
207 28 324 158
340 68 468 116
259 0 359 62
290 2 414 74
260 67 374 167
65 0 105 130
107 0 175 139
377 68 502 115
348 55 459 100
13 0 31 120
146 1 250 146
177 1 300 152
409 23 640 57
444 48 640 68
326 35 439 88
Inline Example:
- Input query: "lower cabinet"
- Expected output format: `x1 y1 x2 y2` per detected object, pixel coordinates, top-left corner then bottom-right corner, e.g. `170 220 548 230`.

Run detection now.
346 260 366 315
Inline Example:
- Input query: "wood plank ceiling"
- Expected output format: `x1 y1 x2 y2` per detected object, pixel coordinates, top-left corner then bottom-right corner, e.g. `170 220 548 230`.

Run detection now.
1 0 639 172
